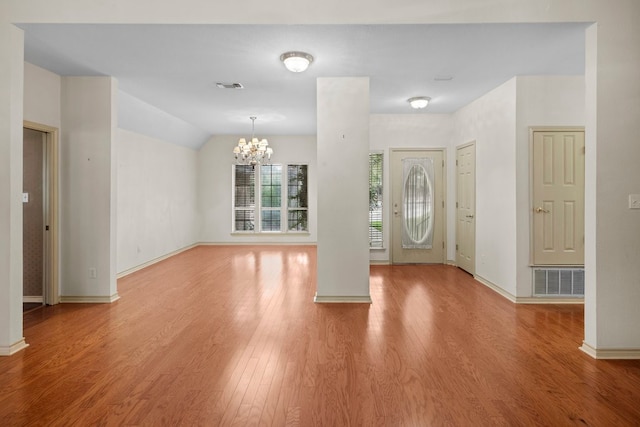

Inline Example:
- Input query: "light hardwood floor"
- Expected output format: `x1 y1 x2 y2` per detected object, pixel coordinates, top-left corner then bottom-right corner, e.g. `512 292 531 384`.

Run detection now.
2 245 640 426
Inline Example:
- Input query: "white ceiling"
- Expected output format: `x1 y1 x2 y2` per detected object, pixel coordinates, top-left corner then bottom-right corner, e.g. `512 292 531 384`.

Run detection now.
20 23 587 137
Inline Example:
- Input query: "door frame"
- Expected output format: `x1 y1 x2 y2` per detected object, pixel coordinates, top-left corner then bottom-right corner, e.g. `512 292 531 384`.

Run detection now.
23 121 60 305
389 147 447 264
455 141 476 274
529 126 585 266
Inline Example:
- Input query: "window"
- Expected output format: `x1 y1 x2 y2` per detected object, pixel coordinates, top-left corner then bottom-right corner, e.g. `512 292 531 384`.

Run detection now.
234 165 255 231
369 153 383 247
260 165 282 231
233 164 308 233
287 165 308 231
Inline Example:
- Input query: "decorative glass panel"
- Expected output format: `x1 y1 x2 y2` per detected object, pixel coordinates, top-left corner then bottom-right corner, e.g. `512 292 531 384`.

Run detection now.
402 158 434 249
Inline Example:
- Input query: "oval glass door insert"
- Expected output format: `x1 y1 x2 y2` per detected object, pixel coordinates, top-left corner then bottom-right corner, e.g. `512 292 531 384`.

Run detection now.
402 158 434 249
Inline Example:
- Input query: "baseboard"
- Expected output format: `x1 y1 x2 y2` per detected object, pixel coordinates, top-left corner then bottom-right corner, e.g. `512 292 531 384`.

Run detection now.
580 341 640 359
117 244 199 278
369 260 390 265
23 296 43 303
60 293 120 304
473 275 517 303
0 338 29 356
446 260 457 266
314 294 372 304
516 296 584 304
199 241 317 246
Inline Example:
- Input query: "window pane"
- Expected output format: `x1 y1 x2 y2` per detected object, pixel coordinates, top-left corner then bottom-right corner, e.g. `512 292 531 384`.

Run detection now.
261 165 282 208
234 165 255 208
235 209 255 231
287 165 308 231
261 209 281 231
288 210 308 231
287 165 308 208
369 153 383 247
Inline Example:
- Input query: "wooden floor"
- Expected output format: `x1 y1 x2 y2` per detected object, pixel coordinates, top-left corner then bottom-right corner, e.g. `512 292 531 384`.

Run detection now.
2 246 640 426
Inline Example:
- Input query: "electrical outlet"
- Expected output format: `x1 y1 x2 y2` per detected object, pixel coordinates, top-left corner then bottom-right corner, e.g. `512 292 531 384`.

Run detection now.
629 194 640 210
89 268 97 279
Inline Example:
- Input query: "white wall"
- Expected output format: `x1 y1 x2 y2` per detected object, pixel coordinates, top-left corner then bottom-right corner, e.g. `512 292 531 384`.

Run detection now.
24 62 61 128
117 129 199 273
199 134 317 244
60 76 117 300
453 78 518 296
369 114 453 263
0 23 25 355
515 76 585 297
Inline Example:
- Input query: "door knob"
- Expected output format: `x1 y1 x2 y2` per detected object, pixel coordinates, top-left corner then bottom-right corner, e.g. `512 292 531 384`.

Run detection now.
535 207 550 213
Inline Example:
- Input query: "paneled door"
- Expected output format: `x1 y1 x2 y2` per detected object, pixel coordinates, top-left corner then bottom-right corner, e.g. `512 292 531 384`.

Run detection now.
532 130 585 265
456 143 475 274
391 149 445 264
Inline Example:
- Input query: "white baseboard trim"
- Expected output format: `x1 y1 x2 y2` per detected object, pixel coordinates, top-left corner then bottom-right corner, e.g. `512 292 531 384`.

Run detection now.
314 294 372 304
117 244 198 278
446 260 457 266
369 260 390 265
199 241 317 246
580 341 640 359
0 338 29 356
473 275 517 303
516 296 584 304
60 293 120 304
23 296 43 303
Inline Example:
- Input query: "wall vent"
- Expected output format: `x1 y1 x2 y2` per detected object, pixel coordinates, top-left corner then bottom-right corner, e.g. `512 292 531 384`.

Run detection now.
533 268 584 296
216 82 244 89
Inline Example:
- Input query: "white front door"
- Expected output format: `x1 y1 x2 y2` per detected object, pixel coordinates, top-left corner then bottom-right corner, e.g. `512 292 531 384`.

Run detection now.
391 149 445 264
456 143 475 274
532 130 585 265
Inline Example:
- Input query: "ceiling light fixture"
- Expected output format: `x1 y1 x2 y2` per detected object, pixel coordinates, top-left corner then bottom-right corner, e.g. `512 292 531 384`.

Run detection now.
233 116 273 166
408 96 431 109
280 51 314 73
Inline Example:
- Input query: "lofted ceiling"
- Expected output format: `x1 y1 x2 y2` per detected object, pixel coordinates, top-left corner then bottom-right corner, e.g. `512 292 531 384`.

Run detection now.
20 23 587 138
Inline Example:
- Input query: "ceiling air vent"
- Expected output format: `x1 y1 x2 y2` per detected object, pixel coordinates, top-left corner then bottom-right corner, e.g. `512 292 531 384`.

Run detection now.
216 82 244 89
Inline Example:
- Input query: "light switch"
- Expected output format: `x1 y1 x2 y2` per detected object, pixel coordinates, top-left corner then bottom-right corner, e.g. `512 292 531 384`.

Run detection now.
629 194 640 209
22 193 29 203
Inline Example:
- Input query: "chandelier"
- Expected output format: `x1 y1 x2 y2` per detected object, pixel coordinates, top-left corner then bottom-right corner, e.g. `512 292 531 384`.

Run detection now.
232 116 273 166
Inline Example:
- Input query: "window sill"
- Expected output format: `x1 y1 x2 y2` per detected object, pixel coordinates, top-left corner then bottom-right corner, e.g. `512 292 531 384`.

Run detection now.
369 247 386 251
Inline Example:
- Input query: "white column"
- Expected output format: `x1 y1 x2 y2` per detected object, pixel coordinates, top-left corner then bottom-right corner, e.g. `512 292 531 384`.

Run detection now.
315 77 371 303
60 77 118 302
582 18 640 358
0 24 27 356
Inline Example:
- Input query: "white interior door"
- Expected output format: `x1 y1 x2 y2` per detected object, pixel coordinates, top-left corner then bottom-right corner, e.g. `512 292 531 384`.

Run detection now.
532 130 585 265
456 143 475 274
391 149 445 264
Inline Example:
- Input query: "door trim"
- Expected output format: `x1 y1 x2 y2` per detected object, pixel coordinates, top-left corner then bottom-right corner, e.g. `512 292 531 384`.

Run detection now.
389 147 447 264
23 121 59 305
528 126 585 266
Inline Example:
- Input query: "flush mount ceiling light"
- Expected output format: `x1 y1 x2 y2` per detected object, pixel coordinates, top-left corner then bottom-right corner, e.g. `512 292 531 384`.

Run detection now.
280 51 314 73
408 96 431 109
